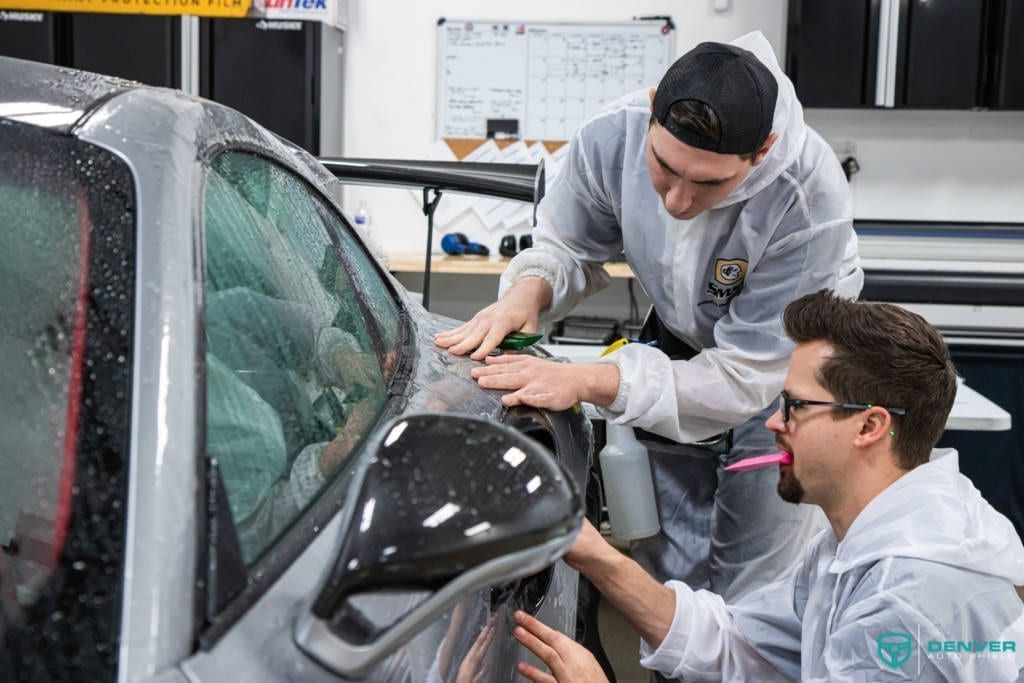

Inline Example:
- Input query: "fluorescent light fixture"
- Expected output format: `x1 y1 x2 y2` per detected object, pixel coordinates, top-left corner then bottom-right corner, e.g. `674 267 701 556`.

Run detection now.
502 447 527 468
385 420 408 447
0 102 83 128
422 502 461 528
464 521 492 537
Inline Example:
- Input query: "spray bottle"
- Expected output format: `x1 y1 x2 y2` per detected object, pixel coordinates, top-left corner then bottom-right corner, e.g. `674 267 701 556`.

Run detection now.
599 422 660 541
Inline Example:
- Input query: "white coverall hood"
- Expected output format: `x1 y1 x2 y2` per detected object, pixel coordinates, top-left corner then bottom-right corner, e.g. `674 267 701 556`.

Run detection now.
640 449 1024 681
712 31 807 208
831 448 1024 585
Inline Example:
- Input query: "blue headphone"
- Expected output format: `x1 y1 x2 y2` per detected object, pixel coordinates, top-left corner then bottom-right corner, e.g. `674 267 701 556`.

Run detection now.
441 232 490 256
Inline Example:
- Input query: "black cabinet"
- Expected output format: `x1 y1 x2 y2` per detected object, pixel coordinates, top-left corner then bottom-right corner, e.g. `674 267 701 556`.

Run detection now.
200 19 320 154
786 0 879 107
0 12 178 88
896 0 986 107
993 0 1024 108
786 0 1022 110
67 14 180 88
0 11 63 64
938 345 1024 541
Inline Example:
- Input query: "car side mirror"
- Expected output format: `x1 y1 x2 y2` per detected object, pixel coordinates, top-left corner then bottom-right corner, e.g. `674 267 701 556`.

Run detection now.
294 413 583 678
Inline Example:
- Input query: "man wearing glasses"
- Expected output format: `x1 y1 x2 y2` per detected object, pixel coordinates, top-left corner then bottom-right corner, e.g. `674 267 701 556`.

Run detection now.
513 290 1024 682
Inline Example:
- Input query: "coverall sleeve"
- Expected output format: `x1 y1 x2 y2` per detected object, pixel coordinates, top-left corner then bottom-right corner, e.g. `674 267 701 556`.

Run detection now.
498 130 625 322
597 219 858 443
639 577 800 682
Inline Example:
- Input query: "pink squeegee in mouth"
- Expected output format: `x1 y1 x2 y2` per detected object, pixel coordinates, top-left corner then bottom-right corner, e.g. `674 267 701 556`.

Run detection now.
723 451 794 473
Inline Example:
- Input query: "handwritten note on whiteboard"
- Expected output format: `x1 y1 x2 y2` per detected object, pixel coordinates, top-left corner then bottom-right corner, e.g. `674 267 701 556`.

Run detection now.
437 20 674 140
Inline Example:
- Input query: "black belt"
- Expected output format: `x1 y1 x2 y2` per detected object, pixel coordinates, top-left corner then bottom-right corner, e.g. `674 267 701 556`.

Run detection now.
634 427 733 455
637 307 733 453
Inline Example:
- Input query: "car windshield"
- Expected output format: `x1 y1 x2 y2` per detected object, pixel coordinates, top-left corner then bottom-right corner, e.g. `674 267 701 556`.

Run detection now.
0 119 135 679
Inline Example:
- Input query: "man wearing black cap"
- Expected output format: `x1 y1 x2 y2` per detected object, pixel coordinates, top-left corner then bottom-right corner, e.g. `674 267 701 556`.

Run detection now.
436 32 862 600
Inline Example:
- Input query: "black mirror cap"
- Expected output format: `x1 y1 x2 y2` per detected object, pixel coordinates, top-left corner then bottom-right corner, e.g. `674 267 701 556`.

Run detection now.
312 413 583 619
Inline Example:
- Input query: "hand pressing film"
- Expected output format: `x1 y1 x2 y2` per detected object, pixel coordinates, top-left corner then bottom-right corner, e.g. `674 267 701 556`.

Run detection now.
513 610 609 683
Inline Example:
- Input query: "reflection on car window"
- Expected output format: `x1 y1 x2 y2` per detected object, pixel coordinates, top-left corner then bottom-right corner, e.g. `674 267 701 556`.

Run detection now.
0 121 134 682
203 151 392 565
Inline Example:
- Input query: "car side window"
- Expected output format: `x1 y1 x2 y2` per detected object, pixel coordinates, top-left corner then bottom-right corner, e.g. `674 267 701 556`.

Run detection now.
1 121 134 683
202 151 392 565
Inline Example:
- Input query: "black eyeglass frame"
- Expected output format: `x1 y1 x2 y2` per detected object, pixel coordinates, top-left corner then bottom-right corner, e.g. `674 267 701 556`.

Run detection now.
778 392 907 423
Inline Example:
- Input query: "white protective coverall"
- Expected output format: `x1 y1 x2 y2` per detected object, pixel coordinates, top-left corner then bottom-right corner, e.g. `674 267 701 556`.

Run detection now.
499 31 863 596
639 449 1024 682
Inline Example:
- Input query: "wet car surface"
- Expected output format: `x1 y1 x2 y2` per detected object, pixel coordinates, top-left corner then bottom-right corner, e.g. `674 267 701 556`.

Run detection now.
0 57 592 682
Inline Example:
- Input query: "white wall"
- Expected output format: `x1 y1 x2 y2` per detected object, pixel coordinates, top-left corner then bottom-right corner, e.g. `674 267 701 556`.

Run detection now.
806 108 1024 223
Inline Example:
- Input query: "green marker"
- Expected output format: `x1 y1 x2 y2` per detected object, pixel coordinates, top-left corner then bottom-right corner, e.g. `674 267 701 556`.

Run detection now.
498 331 544 350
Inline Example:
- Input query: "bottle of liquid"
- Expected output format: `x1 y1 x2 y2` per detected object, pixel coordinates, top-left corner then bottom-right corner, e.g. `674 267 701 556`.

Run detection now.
599 422 660 541
354 200 371 230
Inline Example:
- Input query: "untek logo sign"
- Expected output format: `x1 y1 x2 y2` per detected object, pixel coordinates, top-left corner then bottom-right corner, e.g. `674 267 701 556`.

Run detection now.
265 0 325 9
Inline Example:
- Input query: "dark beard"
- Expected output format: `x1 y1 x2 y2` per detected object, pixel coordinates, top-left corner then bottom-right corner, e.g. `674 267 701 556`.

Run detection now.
777 468 805 504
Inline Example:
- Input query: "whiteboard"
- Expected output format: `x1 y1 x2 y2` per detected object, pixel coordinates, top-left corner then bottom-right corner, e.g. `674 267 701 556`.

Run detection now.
436 19 675 140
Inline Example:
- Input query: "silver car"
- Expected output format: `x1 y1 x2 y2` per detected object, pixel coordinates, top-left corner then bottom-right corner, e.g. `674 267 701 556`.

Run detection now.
0 57 593 682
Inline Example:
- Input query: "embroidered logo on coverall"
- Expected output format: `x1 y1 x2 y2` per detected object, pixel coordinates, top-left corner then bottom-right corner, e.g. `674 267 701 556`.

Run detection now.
701 258 748 308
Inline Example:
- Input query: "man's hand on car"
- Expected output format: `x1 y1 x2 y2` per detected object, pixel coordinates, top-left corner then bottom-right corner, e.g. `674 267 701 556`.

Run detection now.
513 610 609 683
471 354 619 411
434 277 552 360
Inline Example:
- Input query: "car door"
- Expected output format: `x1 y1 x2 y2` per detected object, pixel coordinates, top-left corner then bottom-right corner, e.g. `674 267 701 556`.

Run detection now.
184 148 490 682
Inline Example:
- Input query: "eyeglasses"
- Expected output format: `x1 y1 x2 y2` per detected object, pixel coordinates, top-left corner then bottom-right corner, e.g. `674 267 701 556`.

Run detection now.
778 392 907 423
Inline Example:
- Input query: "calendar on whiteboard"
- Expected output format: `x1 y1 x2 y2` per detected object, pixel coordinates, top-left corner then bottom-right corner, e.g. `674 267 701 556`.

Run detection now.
436 19 675 140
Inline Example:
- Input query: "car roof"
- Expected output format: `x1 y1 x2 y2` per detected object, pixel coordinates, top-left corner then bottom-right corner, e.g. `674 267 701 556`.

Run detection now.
0 56 136 133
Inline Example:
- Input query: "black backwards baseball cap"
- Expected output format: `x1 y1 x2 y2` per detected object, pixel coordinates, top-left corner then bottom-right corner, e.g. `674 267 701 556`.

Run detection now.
653 42 778 155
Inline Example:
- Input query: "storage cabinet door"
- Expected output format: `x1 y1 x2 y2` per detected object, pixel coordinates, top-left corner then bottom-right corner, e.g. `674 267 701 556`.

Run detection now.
68 14 180 87
200 19 320 154
994 0 1024 108
897 0 985 108
786 0 877 107
0 12 61 64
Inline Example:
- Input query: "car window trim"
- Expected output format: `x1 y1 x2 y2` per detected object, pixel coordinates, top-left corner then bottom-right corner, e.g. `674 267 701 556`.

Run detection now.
311 198 392 373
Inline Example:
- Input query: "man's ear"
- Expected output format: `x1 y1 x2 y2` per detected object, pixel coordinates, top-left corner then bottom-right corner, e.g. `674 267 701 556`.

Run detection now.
649 88 657 110
853 407 891 450
751 133 779 165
